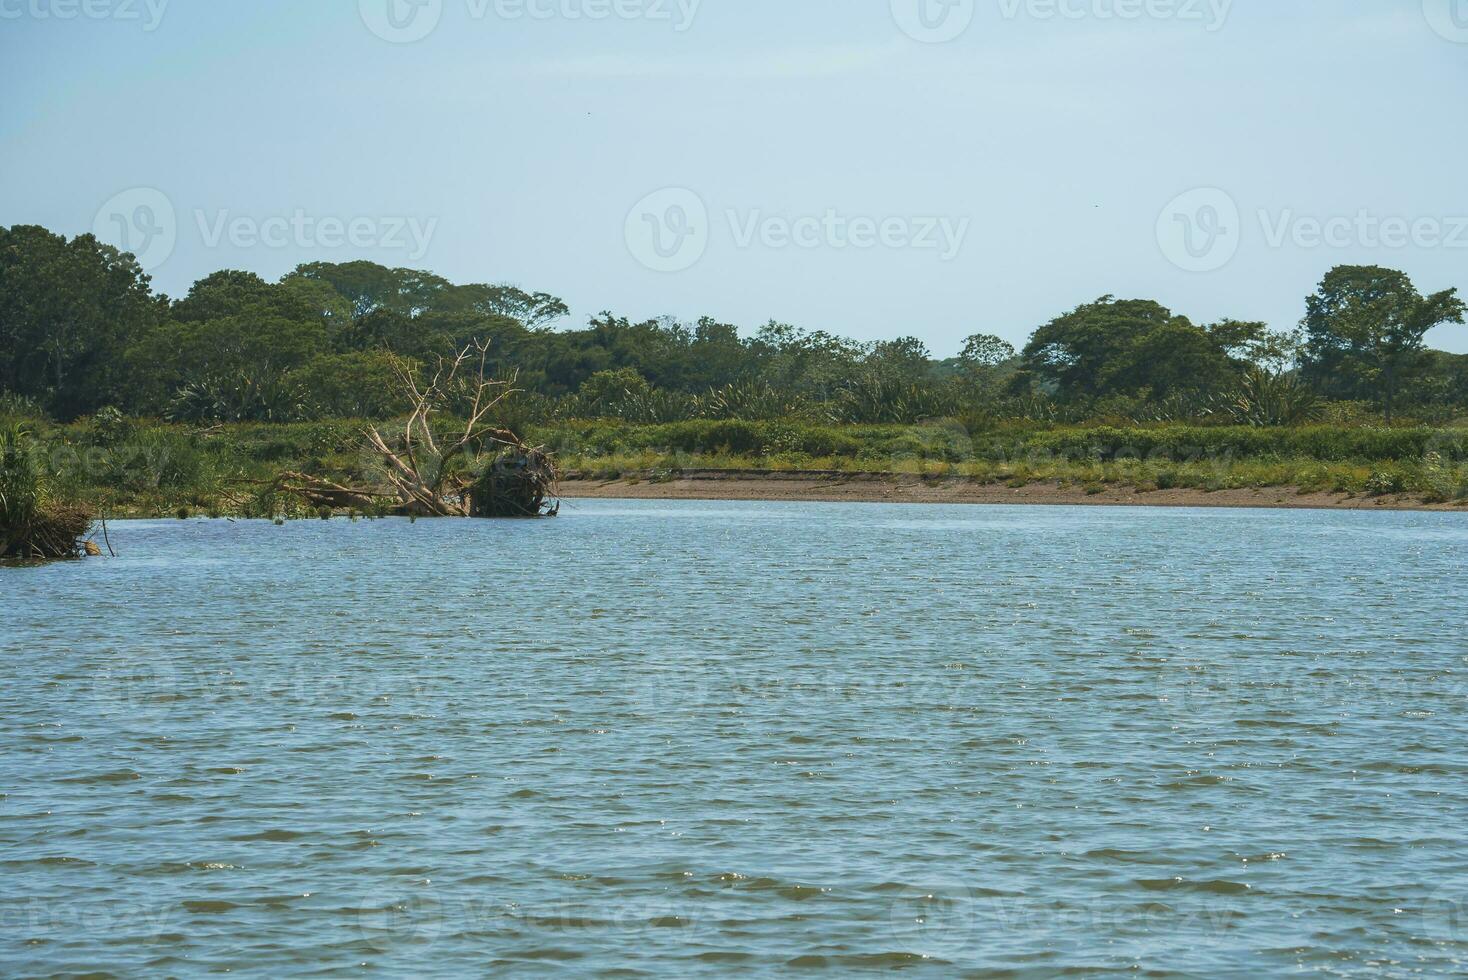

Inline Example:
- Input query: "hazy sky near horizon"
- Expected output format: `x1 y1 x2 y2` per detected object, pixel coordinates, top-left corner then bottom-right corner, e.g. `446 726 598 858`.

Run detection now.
2 0 1466 355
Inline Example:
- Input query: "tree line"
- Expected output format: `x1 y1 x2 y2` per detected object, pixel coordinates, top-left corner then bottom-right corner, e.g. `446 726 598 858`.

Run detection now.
1 223 1464 426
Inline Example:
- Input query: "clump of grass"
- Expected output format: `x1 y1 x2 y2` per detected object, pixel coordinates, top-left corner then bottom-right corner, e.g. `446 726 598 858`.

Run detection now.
1 425 92 560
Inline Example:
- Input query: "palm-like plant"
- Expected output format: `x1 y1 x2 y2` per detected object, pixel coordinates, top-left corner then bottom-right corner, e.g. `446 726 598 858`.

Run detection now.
828 377 959 424
167 371 310 423
702 381 807 421
614 389 701 424
1215 367 1323 427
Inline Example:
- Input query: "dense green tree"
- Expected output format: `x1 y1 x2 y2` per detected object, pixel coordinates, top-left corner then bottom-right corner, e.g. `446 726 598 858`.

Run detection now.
444 283 568 329
750 323 864 399
1243 327 1307 373
1205 319 1270 359
1021 297 1248 402
286 262 453 319
1408 351 1468 413
287 261 567 328
0 225 159 416
1300 265 1465 419
685 317 751 390
868 336 933 381
960 333 1017 369
127 314 331 416
118 269 342 416
290 351 405 419
576 367 652 410
3 224 1467 424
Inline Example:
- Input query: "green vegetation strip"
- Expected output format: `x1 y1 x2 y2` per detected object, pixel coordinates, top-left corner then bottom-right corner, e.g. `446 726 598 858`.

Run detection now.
8 416 1465 518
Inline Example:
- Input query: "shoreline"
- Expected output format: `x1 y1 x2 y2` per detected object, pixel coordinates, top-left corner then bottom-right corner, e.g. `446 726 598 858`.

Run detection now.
559 470 1468 512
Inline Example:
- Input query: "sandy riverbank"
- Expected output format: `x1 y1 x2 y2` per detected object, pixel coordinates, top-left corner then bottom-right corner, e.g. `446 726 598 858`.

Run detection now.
559 470 1467 512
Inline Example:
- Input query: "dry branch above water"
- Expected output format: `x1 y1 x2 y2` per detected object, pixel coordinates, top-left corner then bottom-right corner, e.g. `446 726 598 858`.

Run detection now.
271 341 559 518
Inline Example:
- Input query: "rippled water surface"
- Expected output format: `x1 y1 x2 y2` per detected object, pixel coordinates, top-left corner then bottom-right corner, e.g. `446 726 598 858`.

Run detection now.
3 500 1468 976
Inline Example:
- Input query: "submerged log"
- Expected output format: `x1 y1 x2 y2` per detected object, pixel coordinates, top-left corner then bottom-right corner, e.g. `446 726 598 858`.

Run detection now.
271 472 388 512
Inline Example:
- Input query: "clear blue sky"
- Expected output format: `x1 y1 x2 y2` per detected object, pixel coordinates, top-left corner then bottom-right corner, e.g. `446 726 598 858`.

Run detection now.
3 0 1465 355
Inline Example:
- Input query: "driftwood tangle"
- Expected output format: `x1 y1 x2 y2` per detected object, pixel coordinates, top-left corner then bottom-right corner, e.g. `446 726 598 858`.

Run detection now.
276 340 559 518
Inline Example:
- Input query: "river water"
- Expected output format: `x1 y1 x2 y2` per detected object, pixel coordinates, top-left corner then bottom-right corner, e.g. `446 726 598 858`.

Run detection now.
2 500 1466 976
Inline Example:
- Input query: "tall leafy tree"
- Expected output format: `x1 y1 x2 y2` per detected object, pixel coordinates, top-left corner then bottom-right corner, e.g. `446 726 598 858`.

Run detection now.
1020 296 1243 402
868 336 933 381
125 270 336 416
0 225 159 416
444 283 568 330
286 261 452 319
288 261 567 328
1300 266 1465 419
960 333 1017 369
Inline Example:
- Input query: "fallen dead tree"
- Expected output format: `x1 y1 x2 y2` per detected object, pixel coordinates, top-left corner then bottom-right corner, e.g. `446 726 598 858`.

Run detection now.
274 341 559 518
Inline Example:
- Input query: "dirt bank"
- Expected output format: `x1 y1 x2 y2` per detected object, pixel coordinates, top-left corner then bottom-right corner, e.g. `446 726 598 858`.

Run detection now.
559 470 1467 512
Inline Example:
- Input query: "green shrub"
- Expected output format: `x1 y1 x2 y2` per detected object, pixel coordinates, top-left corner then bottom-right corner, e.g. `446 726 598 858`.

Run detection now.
1364 469 1406 496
